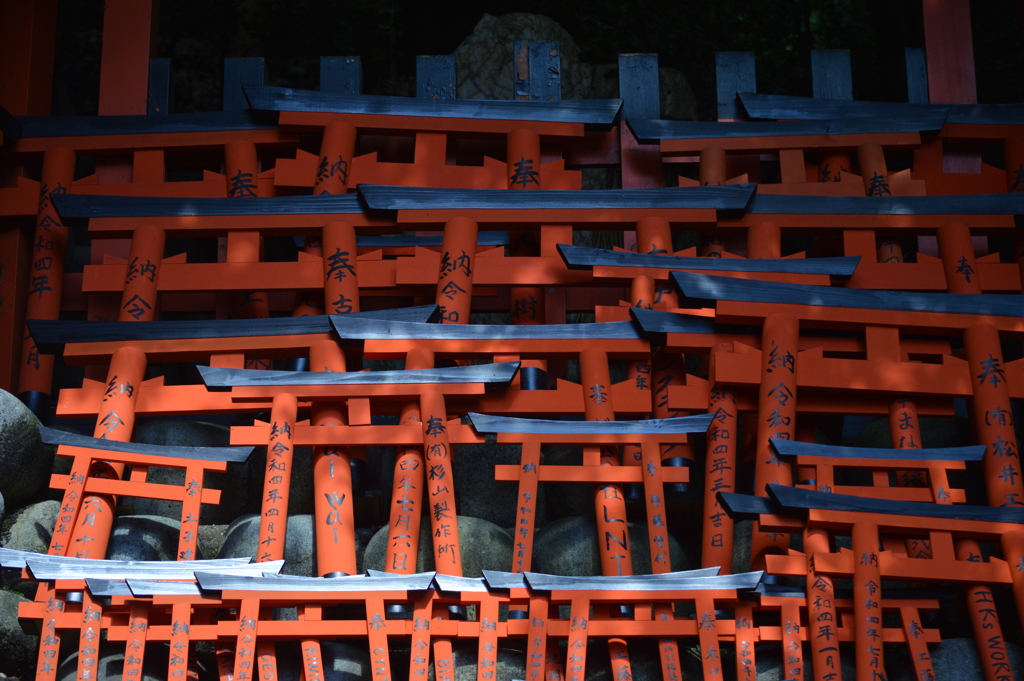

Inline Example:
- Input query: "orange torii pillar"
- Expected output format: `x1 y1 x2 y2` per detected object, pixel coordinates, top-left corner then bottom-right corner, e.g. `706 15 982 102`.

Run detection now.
292 236 324 318
1005 135 1024 193
384 347 433 575
420 386 461 681
937 224 1024 506
436 218 478 324
852 521 885 681
579 348 634 681
818 151 850 183
698 147 727 255
938 223 1019 681
857 143 891 197
750 311 799 568
309 340 356 576
314 121 356 195
702 344 738 571
18 147 75 417
508 127 546 328
804 526 840 681
224 140 271 369
64 224 165 560
258 392 298 563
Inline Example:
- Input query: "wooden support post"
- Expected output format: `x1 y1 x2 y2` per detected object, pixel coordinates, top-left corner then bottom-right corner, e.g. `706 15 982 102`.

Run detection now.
258 393 297 562
291 236 324 318
858 143 890 197
702 344 738 570
579 347 635 680
76 591 104 681
322 222 361 315
1004 135 1024 192
748 221 781 260
64 344 146 559
310 339 356 575
421 388 461 575
818 152 850 183
122 602 150 679
508 128 546 327
385 346 433 574
18 146 75 416
852 521 884 681
957 539 1013 681
580 348 633 575
700 147 727 187
120 225 165 322
751 313 798 566
635 216 679 307
805 527 840 681
314 121 356 195
936 224 1024 506
778 598 804 681
436 218 478 324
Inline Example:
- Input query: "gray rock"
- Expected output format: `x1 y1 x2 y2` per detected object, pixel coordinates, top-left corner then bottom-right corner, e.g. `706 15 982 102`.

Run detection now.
581 638 702 681
121 420 268 523
276 640 370 681
218 514 316 576
452 13 697 122
888 637 1023 681
454 13 588 101
732 519 753 575
424 640 524 681
542 445 593 519
454 434 546 529
1 499 60 596
532 515 691 576
198 524 229 561
107 515 186 561
0 591 36 677
364 515 513 577
57 641 205 681
0 389 55 507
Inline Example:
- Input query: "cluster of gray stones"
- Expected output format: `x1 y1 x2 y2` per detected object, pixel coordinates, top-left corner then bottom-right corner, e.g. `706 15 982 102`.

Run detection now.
0 388 1021 679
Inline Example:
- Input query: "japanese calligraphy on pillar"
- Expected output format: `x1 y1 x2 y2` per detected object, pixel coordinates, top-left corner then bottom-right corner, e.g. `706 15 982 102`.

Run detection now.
566 600 589 681
435 218 477 324
420 390 461 574
258 394 297 563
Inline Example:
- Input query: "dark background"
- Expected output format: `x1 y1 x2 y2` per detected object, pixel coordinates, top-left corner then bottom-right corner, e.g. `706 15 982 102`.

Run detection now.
51 1 1024 118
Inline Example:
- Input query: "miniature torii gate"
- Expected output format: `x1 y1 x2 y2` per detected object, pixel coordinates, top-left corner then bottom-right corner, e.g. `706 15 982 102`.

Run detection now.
8 550 280 681
721 486 1024 681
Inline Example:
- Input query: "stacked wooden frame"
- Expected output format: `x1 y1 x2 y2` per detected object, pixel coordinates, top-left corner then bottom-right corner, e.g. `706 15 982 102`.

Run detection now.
3 2 1024 679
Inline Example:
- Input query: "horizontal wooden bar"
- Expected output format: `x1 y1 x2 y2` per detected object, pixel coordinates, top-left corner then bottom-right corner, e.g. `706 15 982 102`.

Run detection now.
246 85 622 124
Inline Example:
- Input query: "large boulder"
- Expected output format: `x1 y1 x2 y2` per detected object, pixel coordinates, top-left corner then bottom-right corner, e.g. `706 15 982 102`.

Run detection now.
107 515 184 561
276 640 370 681
424 640 525 681
57 641 209 681
217 514 316 576
0 591 37 677
888 637 1023 681
531 515 691 576
0 499 59 596
453 13 696 121
454 13 588 100
364 515 513 577
120 420 266 523
0 390 55 506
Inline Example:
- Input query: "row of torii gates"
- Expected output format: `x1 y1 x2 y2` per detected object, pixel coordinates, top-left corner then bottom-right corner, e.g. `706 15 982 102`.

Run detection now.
3 1 1024 680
